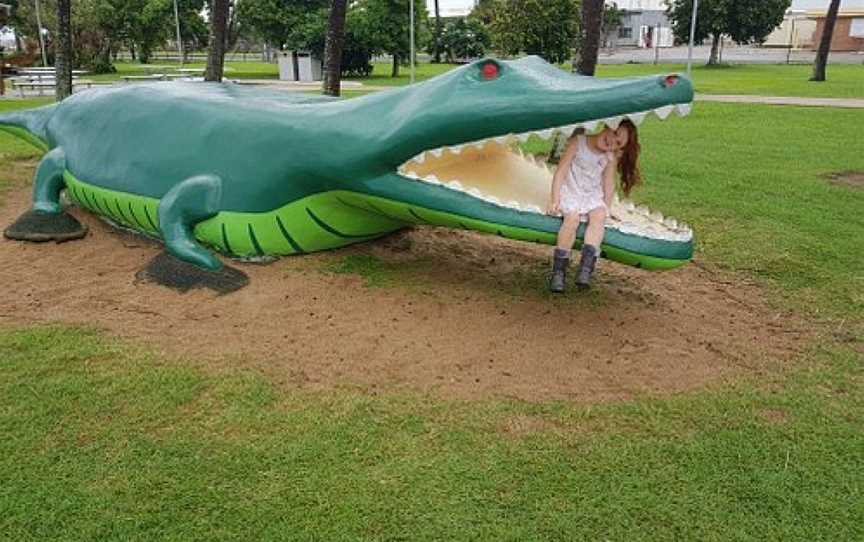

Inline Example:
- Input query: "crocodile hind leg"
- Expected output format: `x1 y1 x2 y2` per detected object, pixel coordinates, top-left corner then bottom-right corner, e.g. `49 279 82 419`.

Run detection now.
157 174 225 271
4 147 89 242
138 174 249 293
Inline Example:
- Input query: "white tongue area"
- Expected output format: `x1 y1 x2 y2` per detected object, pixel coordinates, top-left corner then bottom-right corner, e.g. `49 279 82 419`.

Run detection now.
402 140 551 212
400 137 694 243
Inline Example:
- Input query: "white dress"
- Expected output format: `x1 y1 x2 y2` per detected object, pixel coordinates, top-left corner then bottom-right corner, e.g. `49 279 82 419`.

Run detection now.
558 135 611 217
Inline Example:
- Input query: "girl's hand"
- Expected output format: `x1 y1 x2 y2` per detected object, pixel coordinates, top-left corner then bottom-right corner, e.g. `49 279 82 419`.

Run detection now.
547 197 561 216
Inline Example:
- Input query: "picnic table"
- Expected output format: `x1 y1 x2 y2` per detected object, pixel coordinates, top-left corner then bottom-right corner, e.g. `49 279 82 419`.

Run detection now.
10 75 96 97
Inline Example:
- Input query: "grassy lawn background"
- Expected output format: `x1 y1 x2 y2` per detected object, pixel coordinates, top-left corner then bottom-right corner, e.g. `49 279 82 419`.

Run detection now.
74 59 864 99
1 91 862 539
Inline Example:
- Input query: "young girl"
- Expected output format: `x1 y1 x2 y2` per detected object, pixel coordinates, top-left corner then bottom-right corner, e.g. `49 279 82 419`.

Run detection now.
547 120 641 292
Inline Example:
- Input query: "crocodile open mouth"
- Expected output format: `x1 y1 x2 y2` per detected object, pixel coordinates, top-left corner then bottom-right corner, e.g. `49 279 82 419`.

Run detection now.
397 103 694 242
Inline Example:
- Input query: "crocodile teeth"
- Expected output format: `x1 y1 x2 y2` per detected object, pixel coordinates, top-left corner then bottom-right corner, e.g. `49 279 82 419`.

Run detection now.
582 120 600 132
446 180 463 190
494 135 510 145
675 103 693 117
525 205 543 214
650 211 665 222
604 116 623 130
537 128 554 140
627 112 648 126
426 174 440 185
663 218 679 229
430 148 444 158
402 170 419 179
515 133 532 143
448 145 463 155
486 196 501 205
636 205 651 216
624 201 636 212
413 153 426 164
654 105 674 120
506 200 521 209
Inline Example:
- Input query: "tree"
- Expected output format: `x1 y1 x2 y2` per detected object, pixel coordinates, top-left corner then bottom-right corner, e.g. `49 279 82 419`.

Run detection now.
576 0 602 75
601 1 622 48
352 0 428 78
205 0 230 81
322 0 347 96
438 17 489 62
666 0 790 66
485 0 579 64
811 0 841 82
54 0 71 98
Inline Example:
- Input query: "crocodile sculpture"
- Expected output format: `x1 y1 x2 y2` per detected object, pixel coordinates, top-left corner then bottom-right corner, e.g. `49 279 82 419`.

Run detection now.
0 56 695 272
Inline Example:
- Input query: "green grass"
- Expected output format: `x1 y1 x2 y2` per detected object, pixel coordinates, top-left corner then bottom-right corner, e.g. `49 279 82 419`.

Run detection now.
0 326 861 541
1 91 863 540
82 59 863 99
597 63 864 99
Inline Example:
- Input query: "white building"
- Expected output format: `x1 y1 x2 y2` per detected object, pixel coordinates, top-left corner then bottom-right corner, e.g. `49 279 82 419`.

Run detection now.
608 0 673 48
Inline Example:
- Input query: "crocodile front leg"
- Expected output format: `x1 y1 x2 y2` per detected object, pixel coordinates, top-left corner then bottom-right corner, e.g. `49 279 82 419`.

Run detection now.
4 147 89 242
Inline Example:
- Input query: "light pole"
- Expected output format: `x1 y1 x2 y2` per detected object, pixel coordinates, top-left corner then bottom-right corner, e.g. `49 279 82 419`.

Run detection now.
409 0 415 84
686 0 699 77
173 0 184 65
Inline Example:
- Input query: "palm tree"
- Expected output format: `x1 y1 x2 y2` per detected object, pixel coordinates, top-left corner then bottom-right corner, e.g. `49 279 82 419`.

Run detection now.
576 0 604 76
205 0 231 82
811 0 842 82
54 0 72 100
322 0 348 97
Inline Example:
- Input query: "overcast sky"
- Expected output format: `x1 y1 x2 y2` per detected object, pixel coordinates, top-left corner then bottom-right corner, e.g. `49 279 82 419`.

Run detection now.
425 0 864 15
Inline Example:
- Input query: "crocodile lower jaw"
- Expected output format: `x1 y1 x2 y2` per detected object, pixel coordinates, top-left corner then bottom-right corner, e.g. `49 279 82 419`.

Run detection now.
397 103 694 242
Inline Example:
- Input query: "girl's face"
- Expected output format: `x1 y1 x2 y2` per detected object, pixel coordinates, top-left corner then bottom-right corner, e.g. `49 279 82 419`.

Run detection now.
596 127 630 153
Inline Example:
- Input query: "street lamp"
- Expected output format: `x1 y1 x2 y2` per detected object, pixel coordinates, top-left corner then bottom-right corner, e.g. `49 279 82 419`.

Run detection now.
409 0 415 84
686 0 699 77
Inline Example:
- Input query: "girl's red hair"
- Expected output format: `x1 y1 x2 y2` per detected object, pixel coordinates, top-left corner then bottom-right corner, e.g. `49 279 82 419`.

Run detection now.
617 120 642 195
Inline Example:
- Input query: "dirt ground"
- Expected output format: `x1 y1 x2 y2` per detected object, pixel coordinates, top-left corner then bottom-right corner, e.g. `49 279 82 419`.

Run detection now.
0 176 810 402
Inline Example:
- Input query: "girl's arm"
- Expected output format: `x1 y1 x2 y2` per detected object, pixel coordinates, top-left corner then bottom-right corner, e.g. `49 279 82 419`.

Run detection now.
602 154 618 217
547 137 580 215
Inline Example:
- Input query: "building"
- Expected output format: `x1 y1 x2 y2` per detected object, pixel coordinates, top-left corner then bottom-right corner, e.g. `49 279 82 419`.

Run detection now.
764 10 817 49
809 7 864 51
609 0 673 48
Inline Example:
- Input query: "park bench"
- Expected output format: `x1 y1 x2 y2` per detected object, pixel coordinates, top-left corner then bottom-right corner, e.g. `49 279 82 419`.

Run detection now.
122 74 167 82
11 77 97 97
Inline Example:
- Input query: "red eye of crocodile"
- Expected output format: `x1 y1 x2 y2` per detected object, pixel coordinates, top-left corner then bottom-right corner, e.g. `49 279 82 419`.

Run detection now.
664 75 679 87
481 63 499 80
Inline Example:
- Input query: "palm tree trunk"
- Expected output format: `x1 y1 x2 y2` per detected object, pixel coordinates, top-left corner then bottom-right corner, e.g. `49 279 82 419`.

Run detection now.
322 0 348 97
708 33 721 65
54 0 73 100
811 0 841 82
432 0 442 63
204 0 230 82
576 0 603 76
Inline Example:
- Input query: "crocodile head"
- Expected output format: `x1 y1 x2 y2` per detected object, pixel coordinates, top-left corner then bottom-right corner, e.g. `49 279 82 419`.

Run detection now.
335 56 695 268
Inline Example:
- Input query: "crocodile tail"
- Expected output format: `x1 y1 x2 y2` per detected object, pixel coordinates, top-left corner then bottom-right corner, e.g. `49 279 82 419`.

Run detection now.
0 103 57 151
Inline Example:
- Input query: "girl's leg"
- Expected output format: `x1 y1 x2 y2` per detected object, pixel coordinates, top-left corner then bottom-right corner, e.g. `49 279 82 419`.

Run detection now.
550 212 582 293
576 207 607 289
583 207 607 248
556 212 582 250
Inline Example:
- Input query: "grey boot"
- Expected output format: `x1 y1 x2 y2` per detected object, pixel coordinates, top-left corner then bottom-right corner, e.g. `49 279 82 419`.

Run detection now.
549 249 569 293
575 245 599 289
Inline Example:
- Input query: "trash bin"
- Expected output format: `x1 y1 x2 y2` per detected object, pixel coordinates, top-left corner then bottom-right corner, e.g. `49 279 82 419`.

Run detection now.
296 52 322 82
277 51 296 81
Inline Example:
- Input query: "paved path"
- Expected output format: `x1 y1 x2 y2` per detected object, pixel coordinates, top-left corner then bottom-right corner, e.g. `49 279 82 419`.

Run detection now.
695 94 864 108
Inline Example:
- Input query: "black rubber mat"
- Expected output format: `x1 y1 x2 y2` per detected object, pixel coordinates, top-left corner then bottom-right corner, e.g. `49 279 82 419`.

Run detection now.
135 251 249 294
4 210 88 242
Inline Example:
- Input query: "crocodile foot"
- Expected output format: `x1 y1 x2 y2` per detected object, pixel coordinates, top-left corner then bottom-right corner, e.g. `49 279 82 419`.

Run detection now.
4 209 89 242
135 251 249 295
